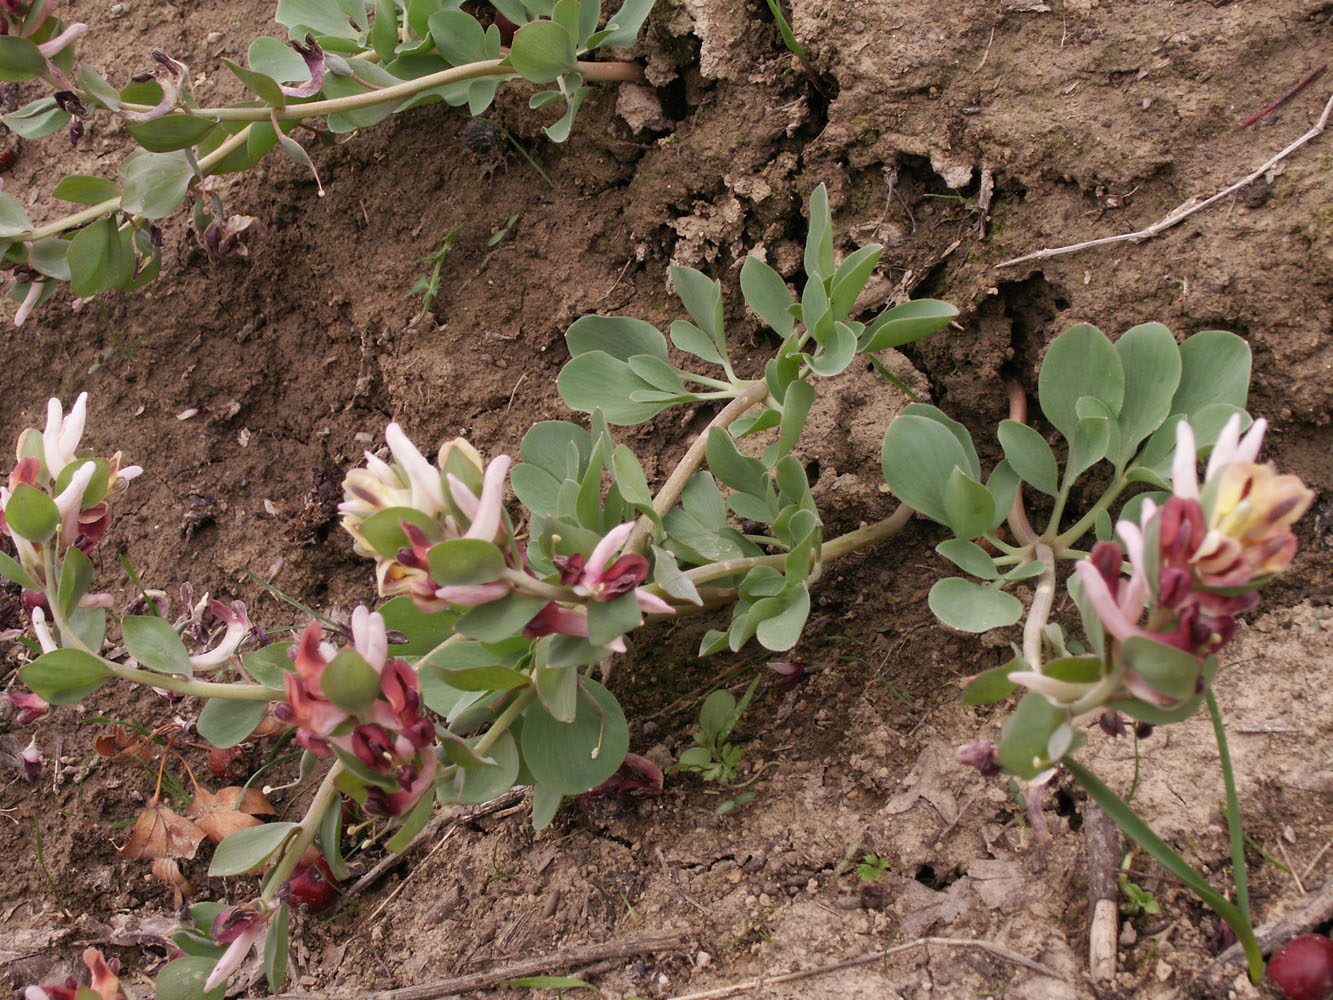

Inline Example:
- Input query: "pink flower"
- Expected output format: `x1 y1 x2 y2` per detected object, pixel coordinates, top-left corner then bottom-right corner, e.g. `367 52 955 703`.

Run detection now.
203 906 268 993
571 523 675 615
6 689 48 725
25 948 123 1000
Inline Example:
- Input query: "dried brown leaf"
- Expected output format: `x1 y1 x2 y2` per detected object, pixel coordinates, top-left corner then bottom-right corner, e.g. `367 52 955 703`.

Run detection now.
115 804 206 860
187 785 276 844
151 857 194 908
93 727 153 766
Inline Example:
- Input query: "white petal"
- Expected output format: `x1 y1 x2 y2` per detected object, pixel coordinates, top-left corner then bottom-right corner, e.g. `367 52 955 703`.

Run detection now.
385 423 446 513
1204 412 1243 483
1171 419 1199 501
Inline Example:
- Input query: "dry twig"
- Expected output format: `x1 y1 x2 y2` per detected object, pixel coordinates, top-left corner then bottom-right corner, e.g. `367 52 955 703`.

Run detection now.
342 788 525 901
995 90 1333 269
274 930 688 1000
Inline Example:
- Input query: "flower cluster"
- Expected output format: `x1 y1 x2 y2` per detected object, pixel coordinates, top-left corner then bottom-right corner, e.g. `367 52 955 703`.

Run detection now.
988 413 1314 728
340 425 672 651
275 607 435 817
1065 414 1313 709
0 394 141 570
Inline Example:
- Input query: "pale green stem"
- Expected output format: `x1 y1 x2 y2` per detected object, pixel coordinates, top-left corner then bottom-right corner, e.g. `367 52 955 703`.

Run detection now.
625 379 771 556
650 505 913 595
432 686 537 789
501 567 571 602
1022 543 1056 671
106 664 278 700
262 761 345 901
109 59 641 122
1053 477 1130 551
19 126 252 242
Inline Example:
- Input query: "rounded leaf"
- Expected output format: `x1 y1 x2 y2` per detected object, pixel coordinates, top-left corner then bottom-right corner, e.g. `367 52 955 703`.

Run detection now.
881 414 973 527
520 678 629 795
4 483 59 542
208 821 298 875
20 648 112 704
124 615 193 676
1037 324 1124 440
509 20 578 83
427 539 505 587
928 578 1022 633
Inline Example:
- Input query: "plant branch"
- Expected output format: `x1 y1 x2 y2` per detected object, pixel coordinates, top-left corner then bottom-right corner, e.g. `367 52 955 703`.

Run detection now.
262 760 344 900
626 379 771 555
106 664 278 701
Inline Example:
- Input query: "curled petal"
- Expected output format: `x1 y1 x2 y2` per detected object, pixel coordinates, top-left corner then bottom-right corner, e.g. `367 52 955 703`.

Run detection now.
36 21 85 58
82 948 121 1000
435 581 511 606
351 606 387 672
1009 669 1096 705
1171 419 1199 502
13 280 42 327
635 588 675 616
583 523 635 587
1074 561 1141 644
462 455 511 542
6 689 49 725
30 607 57 653
385 423 447 513
188 601 250 670
53 461 96 540
278 34 326 98
43 393 88 479
203 909 265 993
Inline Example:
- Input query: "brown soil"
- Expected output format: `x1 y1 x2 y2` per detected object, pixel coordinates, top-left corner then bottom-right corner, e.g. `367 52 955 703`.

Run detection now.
2 1 1332 998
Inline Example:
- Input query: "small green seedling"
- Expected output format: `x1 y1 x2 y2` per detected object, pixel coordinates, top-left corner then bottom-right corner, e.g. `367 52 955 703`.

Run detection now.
673 675 761 785
856 852 890 883
406 225 463 327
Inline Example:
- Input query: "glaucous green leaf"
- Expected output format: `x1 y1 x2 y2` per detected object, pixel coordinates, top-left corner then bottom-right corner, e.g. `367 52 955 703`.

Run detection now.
996 691 1067 779
1037 324 1124 440
197 698 269 749
20 648 111 704
881 414 973 526
154 957 226 1000
859 299 958 353
429 8 489 64
936 538 999 580
27 238 72 281
1172 330 1250 416
4 483 58 542
706 427 767 497
57 547 94 617
427 539 505 586
509 19 578 82
558 351 674 424
277 0 364 37
455 593 549 642
1113 322 1181 467
0 191 33 238
962 653 1023 705
900 403 980 479
357 506 437 559
264 901 289 993
520 678 628 794
0 35 45 81
208 822 298 876
589 0 654 48
740 255 795 338
803 183 834 280
451 729 521 804
3 98 69 139
755 586 810 651
943 466 995 540
53 175 122 206
1066 412 1111 482
997 420 1058 496
127 115 218 153
928 577 1022 632
68 217 134 298
378 596 459 658
566 314 668 361
321 649 380 712
1120 635 1203 702
248 36 312 81
121 149 194 219
124 615 193 676
829 244 882 319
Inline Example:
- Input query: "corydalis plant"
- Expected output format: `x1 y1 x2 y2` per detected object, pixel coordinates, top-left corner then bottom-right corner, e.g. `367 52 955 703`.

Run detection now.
0 0 656 324
884 320 1314 984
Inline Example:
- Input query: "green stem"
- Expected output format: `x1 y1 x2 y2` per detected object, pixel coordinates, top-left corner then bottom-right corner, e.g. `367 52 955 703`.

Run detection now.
1207 688 1252 926
20 126 253 242
476 688 536 756
107 664 278 700
625 379 771 556
110 59 640 123
501 567 572 601
262 761 344 901
1065 758 1264 984
1053 477 1129 550
658 506 914 593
